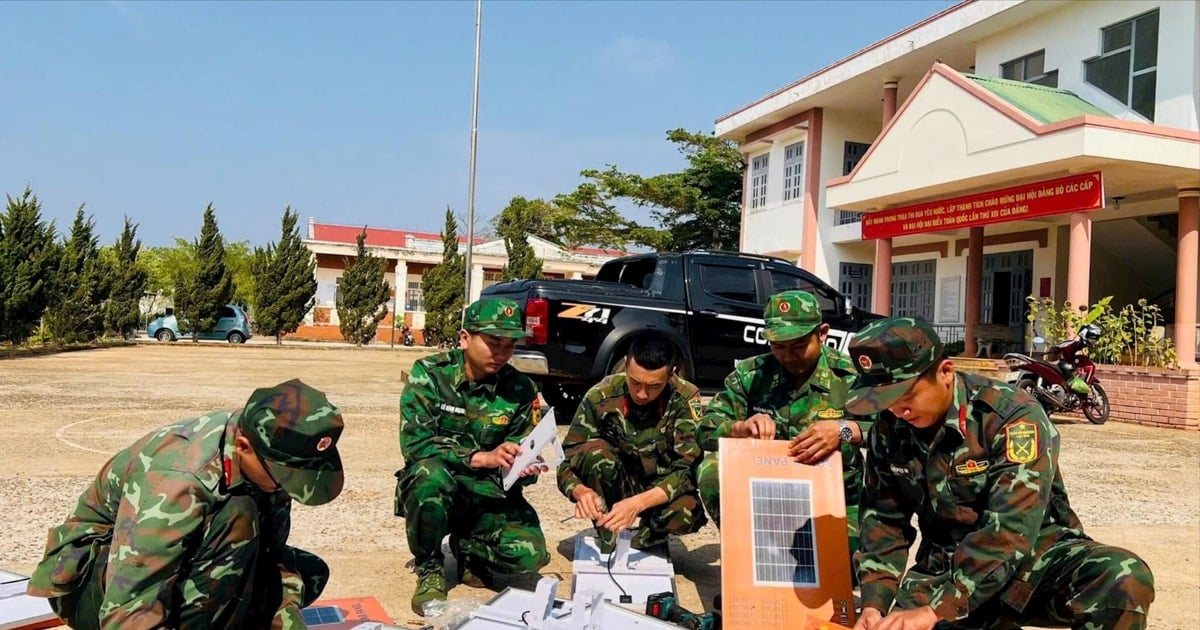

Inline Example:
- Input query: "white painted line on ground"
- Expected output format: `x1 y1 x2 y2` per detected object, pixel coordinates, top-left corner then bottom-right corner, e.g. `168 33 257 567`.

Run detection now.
55 415 119 455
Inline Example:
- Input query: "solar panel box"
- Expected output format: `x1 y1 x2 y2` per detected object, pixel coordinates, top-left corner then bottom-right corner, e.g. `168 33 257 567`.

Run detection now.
718 438 855 629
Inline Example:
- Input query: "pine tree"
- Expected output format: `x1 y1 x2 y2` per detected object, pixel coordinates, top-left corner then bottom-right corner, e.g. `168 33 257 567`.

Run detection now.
177 204 235 339
497 197 544 281
104 217 148 339
0 189 59 345
252 207 318 344
46 207 106 343
336 229 390 346
421 207 466 346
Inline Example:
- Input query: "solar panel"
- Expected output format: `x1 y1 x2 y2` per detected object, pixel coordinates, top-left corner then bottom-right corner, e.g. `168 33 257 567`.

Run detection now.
749 477 819 587
300 606 346 626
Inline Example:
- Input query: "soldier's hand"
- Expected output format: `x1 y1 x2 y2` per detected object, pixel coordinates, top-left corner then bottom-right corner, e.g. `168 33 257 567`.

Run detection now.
479 441 522 469
518 455 549 478
596 497 641 533
788 421 840 464
733 413 776 440
572 487 606 521
853 607 883 630
875 606 937 630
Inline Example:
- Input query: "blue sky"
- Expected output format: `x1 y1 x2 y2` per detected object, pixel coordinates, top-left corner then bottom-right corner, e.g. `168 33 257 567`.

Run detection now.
1 0 951 247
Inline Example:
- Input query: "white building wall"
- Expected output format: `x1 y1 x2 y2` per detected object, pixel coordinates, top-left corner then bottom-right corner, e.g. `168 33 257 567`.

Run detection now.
975 0 1199 130
743 129 808 261
817 112 884 282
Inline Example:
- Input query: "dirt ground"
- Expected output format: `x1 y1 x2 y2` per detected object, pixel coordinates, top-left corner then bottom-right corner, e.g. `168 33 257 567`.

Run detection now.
1 344 1197 629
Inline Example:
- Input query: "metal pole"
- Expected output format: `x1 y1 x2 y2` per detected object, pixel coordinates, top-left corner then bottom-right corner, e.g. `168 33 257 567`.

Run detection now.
463 0 482 321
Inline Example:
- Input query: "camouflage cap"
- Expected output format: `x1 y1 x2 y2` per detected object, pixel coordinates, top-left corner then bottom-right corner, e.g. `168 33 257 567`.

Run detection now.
763 290 823 342
845 317 945 415
463 298 529 338
239 379 344 506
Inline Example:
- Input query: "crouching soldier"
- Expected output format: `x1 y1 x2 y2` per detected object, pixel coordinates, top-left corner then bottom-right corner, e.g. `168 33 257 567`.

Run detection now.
27 379 345 630
847 317 1154 630
695 290 869 559
557 329 707 554
396 298 550 616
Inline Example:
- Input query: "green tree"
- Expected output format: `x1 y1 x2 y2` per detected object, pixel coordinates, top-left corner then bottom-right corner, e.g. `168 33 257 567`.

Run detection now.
252 207 318 344
421 207 466 345
336 228 390 346
0 189 59 345
104 217 149 339
225 240 256 308
556 128 744 251
46 207 106 343
176 204 235 339
496 196 545 281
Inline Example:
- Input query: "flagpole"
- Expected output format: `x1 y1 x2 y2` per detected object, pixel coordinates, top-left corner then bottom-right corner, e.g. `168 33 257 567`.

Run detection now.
463 0 482 321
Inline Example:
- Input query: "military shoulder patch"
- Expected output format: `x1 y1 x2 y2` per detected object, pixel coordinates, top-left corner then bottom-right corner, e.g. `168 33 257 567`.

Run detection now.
817 407 845 419
688 398 703 420
1004 419 1039 464
954 459 990 476
492 414 510 426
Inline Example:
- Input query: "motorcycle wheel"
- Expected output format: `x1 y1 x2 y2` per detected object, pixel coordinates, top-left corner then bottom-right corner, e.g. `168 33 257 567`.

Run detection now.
1015 377 1039 402
1082 383 1110 425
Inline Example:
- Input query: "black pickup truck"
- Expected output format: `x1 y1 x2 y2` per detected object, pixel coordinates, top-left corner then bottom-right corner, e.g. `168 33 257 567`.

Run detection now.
481 251 881 416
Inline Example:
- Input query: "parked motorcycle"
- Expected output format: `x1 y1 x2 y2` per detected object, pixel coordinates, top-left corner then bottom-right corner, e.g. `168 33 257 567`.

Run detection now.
401 325 415 347
1003 323 1111 424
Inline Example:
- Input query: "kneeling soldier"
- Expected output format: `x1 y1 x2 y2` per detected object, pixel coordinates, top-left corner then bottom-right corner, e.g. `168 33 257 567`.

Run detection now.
557 328 707 553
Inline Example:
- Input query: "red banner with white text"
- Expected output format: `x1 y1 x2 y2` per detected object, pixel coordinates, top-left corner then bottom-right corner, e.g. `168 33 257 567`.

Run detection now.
861 172 1104 240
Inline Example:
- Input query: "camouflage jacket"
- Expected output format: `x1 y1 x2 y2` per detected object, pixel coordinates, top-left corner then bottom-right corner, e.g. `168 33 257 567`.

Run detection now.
856 372 1088 621
557 373 704 502
27 413 311 630
696 345 869 501
399 348 540 499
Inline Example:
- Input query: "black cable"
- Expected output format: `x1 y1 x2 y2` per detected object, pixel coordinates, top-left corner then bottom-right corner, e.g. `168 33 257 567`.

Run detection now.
520 609 532 625
606 544 631 602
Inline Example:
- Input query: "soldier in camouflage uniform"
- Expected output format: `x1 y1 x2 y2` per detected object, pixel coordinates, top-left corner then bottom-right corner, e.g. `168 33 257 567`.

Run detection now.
557 329 707 554
846 317 1154 630
27 379 345 630
695 291 870 553
397 298 551 616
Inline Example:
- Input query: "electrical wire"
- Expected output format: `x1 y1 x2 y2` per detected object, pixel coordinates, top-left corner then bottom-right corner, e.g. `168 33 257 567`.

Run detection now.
606 543 630 601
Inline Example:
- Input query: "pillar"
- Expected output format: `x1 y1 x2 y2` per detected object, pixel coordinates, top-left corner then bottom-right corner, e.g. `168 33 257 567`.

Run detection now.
1177 189 1199 367
800 108 823 272
1066 212 1092 314
469 264 485 303
964 227 984 356
873 236 892 316
883 81 898 126
394 259 408 316
871 82 900 316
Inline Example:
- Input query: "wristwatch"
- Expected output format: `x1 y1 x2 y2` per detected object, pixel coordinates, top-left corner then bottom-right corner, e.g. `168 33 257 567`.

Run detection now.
837 419 854 444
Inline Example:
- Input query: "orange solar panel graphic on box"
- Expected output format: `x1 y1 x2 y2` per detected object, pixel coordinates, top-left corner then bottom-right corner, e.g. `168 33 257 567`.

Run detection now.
719 438 855 629
301 596 394 629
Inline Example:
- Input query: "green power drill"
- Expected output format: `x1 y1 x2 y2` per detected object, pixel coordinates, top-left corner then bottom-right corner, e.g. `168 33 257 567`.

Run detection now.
646 592 721 630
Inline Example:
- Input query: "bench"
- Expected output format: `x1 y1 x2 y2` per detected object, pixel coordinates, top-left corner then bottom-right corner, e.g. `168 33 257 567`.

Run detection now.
974 323 1020 358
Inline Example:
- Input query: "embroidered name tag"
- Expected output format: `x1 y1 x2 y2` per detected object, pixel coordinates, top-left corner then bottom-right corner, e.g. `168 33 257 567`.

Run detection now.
889 464 912 476
438 403 466 415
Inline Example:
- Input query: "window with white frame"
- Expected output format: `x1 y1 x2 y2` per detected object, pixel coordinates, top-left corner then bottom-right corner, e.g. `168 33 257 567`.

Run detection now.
836 142 871 225
750 153 769 209
1001 50 1058 87
405 278 424 312
782 142 805 202
1084 9 1158 120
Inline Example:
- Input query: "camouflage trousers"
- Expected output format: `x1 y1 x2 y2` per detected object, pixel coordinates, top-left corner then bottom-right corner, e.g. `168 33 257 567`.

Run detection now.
565 439 706 553
696 450 860 557
48 494 328 630
398 457 550 576
899 538 1154 630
